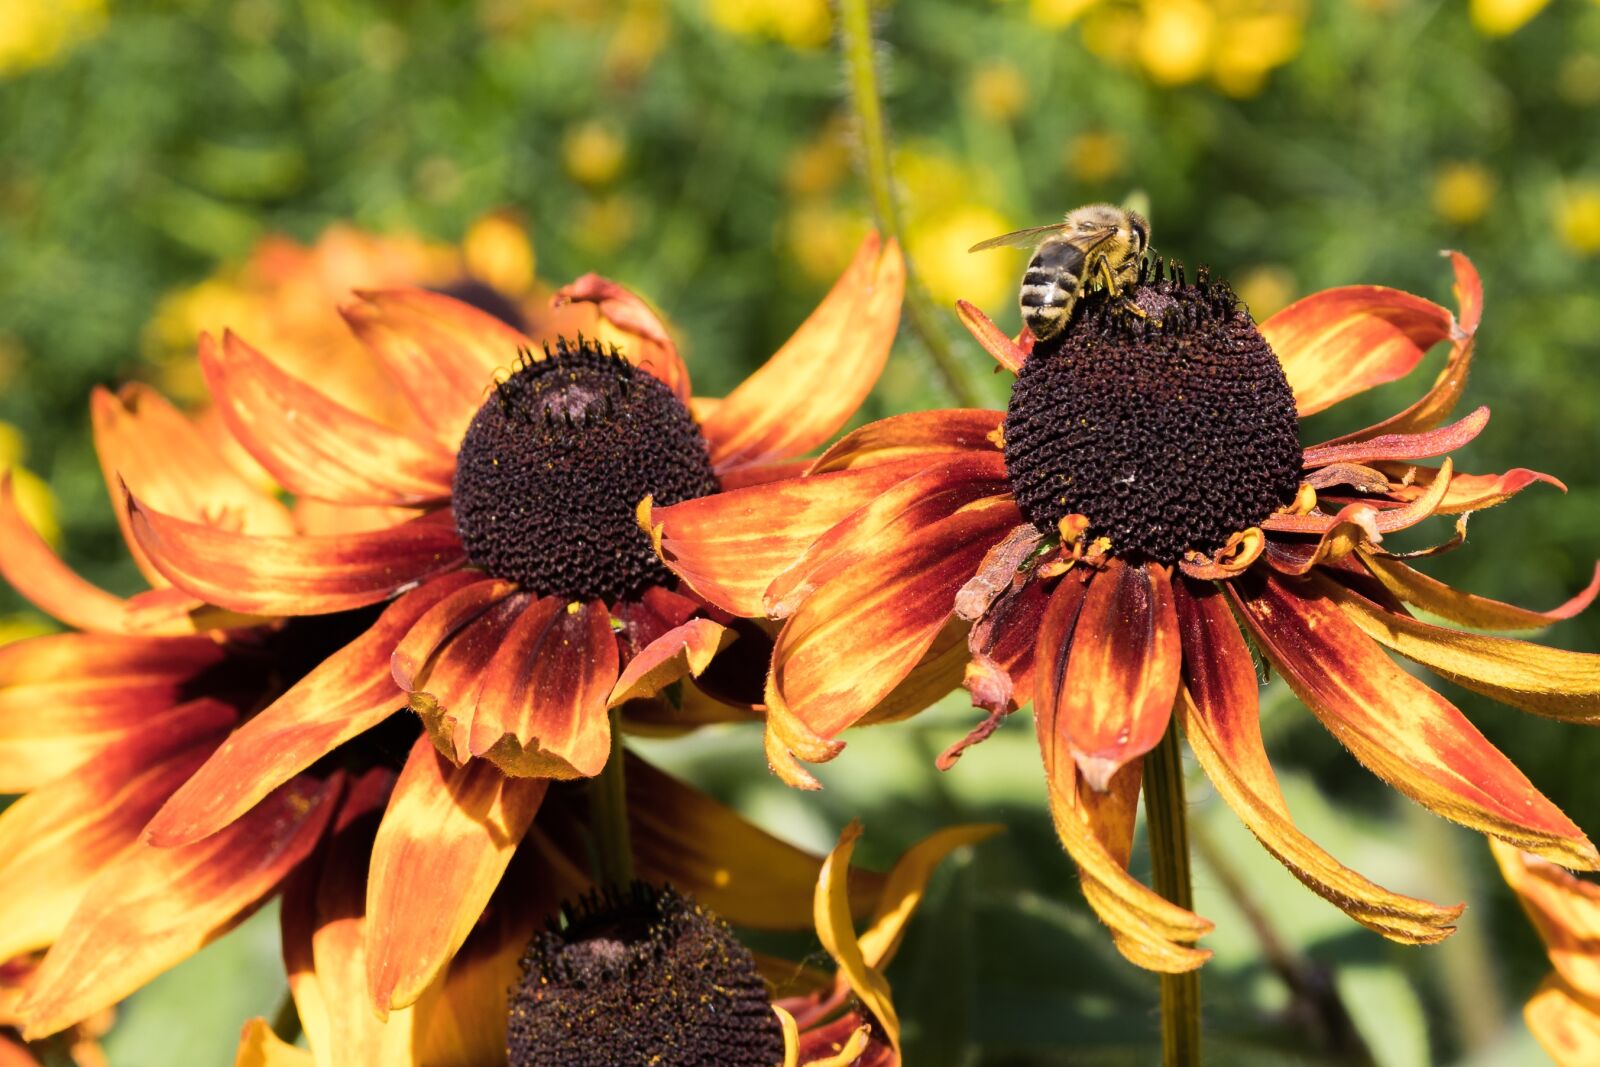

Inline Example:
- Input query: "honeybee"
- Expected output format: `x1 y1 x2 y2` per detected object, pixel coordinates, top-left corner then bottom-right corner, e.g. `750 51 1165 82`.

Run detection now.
969 203 1151 341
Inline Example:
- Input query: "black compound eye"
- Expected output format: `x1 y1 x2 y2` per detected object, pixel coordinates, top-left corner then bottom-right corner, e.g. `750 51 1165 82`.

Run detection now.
1130 217 1150 252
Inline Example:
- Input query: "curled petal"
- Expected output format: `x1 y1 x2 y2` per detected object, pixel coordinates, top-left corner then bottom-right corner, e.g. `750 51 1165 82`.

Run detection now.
608 619 735 706
810 409 1004 475
1378 463 1565 514
128 493 465 615
763 680 845 791
551 274 691 402
1260 282 1454 417
1493 840 1600 1000
1303 463 1393 495
1324 576 1600 723
203 332 456 507
814 823 900 1055
1230 572 1599 870
1301 406 1488 468
1363 554 1600 631
1174 581 1462 943
391 578 521 691
408 596 525 764
234 1018 316 1066
702 234 904 469
365 735 546 1012
1525 975 1600 1067
955 300 1027 374
19 774 341 1038
857 824 1001 968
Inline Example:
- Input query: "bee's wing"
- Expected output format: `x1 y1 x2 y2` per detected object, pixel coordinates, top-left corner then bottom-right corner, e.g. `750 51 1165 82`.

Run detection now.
967 222 1071 253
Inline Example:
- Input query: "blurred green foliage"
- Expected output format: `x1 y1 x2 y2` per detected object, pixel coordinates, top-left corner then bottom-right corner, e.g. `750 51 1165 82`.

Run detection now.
3 0 1600 1064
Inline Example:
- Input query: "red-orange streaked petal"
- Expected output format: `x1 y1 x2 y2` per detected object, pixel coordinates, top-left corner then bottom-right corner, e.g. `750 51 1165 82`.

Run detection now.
550 274 691 402
648 457 956 617
715 457 813 490
204 332 456 507
1324 575 1600 723
1048 560 1182 791
0 699 235 964
466 597 618 779
1493 839 1600 999
1265 457 1455 542
144 573 481 848
770 495 1022 739
390 577 521 692
341 288 532 447
1377 463 1565 514
409 596 526 764
809 409 1004 474
364 734 546 1012
1301 405 1488 468
765 453 1011 618
1174 581 1462 943
1260 282 1454 417
1363 554 1600 631
128 493 465 615
18 773 341 1039
608 618 735 706
702 234 905 469
91 382 295 587
1230 571 1599 870
0 633 227 792
1525 975 1600 1067
955 300 1027 374
0 474 160 635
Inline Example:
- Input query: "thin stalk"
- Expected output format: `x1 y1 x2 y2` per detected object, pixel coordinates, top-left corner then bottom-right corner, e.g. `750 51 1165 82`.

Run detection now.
590 708 634 888
1144 718 1201 1067
837 0 983 408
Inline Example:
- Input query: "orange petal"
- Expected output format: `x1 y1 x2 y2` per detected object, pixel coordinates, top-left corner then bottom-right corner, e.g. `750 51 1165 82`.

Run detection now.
364 734 546 1012
128 493 465 615
1493 840 1600 999
342 288 531 447
0 633 227 792
954 300 1027 374
1260 282 1455 417
814 822 901 1055
1524 974 1600 1067
649 457 954 616
19 773 341 1038
234 1017 315 1066
608 618 735 705
715 456 813 490
390 577 522 692
1043 561 1182 791
770 494 1021 739
702 234 905 468
550 274 691 402
1377 463 1565 514
809 409 1004 474
91 382 294 587
0 699 234 964
1362 554 1600 631
144 573 481 848
1230 571 1599 870
1174 581 1462 943
1301 405 1488 468
203 332 456 506
408 595 527 764
1324 575 1600 724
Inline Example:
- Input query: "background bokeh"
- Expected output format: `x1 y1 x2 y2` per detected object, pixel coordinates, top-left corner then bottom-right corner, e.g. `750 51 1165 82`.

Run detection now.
3 0 1599 1063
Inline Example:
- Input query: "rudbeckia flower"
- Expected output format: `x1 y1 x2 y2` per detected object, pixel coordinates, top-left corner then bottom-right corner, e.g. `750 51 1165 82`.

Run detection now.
1495 840 1600 1066
232 820 994 1067
648 252 1600 972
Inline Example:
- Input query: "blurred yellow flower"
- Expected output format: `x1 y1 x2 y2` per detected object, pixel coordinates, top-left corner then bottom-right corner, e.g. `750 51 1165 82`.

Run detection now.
1431 162 1497 227
562 121 628 186
1556 180 1600 256
1065 129 1128 185
968 60 1031 123
462 212 538 296
1030 0 1101 26
0 0 104 76
1138 0 1214 85
1470 0 1550 36
0 422 59 548
1235 263 1296 319
784 116 854 198
705 0 832 49
784 201 869 283
908 204 1016 309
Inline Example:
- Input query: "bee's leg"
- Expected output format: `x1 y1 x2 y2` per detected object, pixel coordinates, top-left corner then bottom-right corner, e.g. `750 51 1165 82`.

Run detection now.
1099 258 1147 318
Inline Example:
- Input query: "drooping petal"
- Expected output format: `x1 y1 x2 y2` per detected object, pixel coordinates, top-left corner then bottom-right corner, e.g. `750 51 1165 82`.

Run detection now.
1362 554 1600 631
407 595 527 764
1230 571 1598 869
203 332 456 506
390 577 521 691
1260 282 1455 417
856 824 1001 968
1493 840 1600 999
1376 463 1565 514
550 274 691 401
19 774 341 1039
1323 575 1600 723
341 288 531 447
128 493 465 615
364 735 546 1012
809 409 1004 474
954 300 1027 374
1525 976 1600 1067
608 619 735 706
145 573 481 848
702 234 905 469
814 822 901 1056
1173 580 1463 943
1301 406 1488 468
0 699 235 964
770 494 1021 739
647 457 958 617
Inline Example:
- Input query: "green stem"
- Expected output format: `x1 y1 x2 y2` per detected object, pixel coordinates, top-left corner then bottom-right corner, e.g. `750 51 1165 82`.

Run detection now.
1144 718 1201 1067
837 0 983 409
590 707 634 888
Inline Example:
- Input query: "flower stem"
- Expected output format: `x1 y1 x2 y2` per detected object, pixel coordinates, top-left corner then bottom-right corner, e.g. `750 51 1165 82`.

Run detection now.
1144 717 1201 1067
837 0 983 409
590 707 634 888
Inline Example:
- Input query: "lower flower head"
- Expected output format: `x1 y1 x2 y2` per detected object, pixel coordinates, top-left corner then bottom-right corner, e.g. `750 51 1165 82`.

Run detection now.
453 337 720 601
1004 272 1302 564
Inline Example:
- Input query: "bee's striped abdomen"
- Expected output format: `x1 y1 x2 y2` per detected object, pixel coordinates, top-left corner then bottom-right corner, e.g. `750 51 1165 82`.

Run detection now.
1020 238 1087 340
